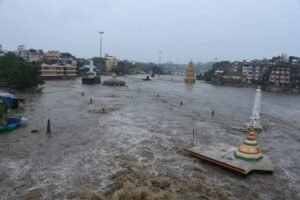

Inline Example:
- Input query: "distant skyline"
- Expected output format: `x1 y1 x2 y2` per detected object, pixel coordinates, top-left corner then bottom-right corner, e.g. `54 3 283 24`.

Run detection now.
1 0 300 63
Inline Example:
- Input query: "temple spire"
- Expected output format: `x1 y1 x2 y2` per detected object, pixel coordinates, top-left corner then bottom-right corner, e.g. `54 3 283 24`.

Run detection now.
184 60 196 84
248 86 262 130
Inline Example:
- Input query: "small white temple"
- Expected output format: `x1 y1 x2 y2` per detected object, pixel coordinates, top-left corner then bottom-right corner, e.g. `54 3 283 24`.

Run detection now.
81 60 100 84
87 60 96 77
247 87 262 130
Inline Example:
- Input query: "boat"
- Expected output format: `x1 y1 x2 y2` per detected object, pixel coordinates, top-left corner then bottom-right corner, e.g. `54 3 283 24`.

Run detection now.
0 115 22 132
142 76 151 81
0 92 25 132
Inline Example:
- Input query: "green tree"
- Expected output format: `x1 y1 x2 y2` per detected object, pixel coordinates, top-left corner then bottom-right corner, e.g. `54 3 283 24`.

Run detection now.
151 65 163 74
92 57 105 67
0 53 44 89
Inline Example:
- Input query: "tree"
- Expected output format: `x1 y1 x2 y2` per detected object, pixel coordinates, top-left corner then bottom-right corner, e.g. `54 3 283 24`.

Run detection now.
151 65 163 74
61 52 74 59
92 57 105 68
0 53 44 89
212 61 231 71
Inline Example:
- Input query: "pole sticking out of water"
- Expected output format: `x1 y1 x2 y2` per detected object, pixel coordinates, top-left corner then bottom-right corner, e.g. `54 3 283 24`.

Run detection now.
47 119 51 134
192 128 195 146
180 101 183 105
90 98 93 104
211 110 214 117
82 92 84 96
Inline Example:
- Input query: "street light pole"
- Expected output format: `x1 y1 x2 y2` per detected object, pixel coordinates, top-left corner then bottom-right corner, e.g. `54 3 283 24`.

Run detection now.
159 51 162 65
99 31 104 58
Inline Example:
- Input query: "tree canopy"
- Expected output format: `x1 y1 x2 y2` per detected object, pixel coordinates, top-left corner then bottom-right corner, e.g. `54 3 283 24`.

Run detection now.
0 53 44 89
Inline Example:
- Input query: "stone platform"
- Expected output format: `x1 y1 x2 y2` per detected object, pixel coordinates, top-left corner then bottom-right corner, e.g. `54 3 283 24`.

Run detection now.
185 143 274 175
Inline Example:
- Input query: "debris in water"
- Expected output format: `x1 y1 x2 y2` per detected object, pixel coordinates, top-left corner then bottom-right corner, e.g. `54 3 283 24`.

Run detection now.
31 129 40 133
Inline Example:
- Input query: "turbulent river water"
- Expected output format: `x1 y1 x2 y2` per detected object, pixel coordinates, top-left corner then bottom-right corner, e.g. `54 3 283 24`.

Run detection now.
0 75 299 200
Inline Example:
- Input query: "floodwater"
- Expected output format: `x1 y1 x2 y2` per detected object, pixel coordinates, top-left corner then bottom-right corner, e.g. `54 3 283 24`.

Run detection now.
0 75 299 200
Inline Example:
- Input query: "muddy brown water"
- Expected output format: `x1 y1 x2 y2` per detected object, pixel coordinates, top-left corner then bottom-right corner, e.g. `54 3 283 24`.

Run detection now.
0 75 299 200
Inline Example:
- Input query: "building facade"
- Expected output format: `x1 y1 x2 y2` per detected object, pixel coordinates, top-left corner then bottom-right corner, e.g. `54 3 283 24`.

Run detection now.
242 63 253 83
268 64 293 87
17 45 30 61
40 63 77 79
105 55 118 71
44 51 60 62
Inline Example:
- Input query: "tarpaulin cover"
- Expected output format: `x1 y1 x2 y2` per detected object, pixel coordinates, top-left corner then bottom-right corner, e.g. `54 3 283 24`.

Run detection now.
0 92 19 109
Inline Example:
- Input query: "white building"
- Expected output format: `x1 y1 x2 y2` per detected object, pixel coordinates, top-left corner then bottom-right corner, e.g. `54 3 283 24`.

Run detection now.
104 55 118 71
17 45 30 61
282 53 288 63
242 64 254 82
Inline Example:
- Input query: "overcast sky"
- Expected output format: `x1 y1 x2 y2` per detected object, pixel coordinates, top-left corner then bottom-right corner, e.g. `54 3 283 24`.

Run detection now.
1 0 300 63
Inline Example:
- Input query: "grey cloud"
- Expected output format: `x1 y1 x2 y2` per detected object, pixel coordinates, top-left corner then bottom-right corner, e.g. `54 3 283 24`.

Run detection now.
0 0 300 63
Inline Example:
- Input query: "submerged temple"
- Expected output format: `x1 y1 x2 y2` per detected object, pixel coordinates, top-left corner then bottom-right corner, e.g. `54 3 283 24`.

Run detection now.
184 61 196 84
235 128 263 161
103 75 126 86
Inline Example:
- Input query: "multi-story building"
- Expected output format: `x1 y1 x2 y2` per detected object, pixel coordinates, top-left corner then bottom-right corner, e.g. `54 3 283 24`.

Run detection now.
29 54 44 62
17 45 30 61
253 64 262 81
104 55 118 71
44 51 60 62
289 56 300 64
268 64 293 87
242 63 254 82
250 60 270 83
40 63 77 79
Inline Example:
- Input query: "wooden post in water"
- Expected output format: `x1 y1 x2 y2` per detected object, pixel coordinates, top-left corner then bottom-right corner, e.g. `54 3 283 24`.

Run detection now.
193 128 195 146
47 119 51 134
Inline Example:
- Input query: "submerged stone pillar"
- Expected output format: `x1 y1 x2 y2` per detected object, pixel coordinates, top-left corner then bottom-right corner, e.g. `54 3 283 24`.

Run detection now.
46 119 51 134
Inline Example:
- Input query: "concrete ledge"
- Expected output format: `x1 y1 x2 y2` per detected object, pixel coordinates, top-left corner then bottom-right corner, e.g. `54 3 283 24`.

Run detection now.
185 144 274 175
